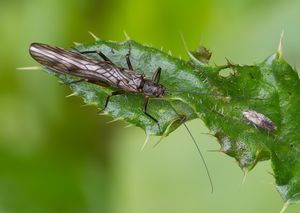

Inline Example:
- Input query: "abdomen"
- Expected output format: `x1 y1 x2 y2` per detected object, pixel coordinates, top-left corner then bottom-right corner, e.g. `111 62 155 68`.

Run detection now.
29 43 144 93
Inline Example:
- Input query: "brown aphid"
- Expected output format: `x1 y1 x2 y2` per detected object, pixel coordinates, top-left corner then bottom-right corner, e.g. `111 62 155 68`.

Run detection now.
242 110 277 132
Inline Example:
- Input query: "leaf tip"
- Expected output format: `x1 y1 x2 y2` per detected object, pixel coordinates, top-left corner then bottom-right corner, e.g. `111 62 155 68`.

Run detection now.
277 30 285 59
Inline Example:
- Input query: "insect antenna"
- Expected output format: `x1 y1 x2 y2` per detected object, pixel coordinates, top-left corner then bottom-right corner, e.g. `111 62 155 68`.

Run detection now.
183 123 214 194
168 90 267 100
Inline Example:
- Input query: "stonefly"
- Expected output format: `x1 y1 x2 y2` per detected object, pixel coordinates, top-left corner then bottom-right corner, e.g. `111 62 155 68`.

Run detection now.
29 43 165 131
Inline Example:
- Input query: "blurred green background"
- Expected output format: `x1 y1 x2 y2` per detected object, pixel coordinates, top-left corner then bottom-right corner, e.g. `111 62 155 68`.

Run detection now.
1 0 300 212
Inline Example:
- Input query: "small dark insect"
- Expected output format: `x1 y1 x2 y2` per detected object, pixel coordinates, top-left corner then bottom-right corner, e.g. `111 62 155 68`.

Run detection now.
29 43 165 131
242 110 277 132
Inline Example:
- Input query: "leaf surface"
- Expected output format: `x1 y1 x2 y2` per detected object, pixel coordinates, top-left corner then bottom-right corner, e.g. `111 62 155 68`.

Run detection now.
43 39 300 205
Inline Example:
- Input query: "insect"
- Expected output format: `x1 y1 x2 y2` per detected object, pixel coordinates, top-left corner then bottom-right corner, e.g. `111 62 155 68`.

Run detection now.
29 42 214 193
242 110 277 132
29 42 165 131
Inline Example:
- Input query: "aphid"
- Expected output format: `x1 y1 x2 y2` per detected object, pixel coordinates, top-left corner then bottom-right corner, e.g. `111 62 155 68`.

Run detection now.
29 43 165 131
242 110 277 132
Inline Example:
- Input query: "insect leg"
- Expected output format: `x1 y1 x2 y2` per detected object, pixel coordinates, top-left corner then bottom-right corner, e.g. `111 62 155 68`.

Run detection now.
125 45 133 70
143 96 161 132
80 50 114 64
125 53 133 70
101 90 125 111
152 67 162 83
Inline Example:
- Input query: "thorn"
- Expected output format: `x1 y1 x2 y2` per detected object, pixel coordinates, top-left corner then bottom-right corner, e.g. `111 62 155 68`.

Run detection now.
73 42 82 46
98 112 107 116
80 102 96 107
140 135 150 151
277 30 284 59
16 66 42 71
123 31 131 41
65 92 77 98
160 46 164 51
207 149 223 153
153 135 165 148
180 33 193 60
225 57 234 67
280 201 289 213
180 32 189 54
293 65 297 72
180 32 202 64
89 31 100 41
242 169 249 184
106 117 122 124
267 170 275 177
200 132 216 137
124 124 134 128
168 50 172 56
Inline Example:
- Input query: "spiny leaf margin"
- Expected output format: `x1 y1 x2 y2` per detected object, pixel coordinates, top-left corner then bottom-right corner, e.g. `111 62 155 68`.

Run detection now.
42 38 300 205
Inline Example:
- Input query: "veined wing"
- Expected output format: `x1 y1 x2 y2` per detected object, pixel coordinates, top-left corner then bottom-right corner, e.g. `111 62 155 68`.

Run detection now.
29 43 107 72
29 43 144 92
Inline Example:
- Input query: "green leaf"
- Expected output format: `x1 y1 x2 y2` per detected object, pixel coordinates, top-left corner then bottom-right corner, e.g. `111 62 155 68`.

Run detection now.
43 39 300 206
